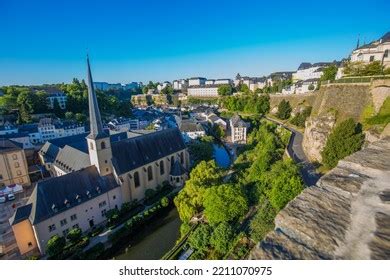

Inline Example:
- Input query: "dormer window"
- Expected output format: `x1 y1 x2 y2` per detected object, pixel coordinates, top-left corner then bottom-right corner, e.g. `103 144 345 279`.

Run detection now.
101 141 106 150
75 194 81 203
86 191 91 198
52 204 58 213
96 186 101 194
64 199 70 208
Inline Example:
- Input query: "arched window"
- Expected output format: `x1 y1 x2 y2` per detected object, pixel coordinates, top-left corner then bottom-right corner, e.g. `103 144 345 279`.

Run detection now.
101 141 106 150
134 171 140 188
180 152 184 164
147 166 153 181
160 160 165 175
90 142 94 150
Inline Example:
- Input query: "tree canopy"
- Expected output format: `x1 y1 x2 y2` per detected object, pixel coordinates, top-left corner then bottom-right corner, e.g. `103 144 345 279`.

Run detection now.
321 118 364 169
276 99 292 120
210 222 234 254
218 84 233 96
320 64 338 81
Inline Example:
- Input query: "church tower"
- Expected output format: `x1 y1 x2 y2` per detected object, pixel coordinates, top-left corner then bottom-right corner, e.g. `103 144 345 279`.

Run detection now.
86 55 113 176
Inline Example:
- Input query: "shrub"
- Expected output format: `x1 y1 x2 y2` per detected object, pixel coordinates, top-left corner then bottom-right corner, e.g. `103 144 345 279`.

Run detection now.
188 224 212 253
145 189 156 199
161 196 169 207
321 118 364 169
276 99 292 120
249 201 276 242
46 235 66 258
67 228 82 243
210 222 234 254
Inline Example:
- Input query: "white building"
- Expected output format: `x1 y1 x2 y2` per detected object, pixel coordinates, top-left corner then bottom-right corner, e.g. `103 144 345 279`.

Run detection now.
292 63 332 81
157 81 171 92
230 114 247 144
173 79 188 91
179 120 206 142
108 118 140 131
47 92 67 109
37 118 85 143
351 32 390 68
187 85 220 98
188 77 207 87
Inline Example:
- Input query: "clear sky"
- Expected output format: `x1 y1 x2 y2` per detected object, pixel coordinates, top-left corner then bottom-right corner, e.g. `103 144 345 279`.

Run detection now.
1 0 389 86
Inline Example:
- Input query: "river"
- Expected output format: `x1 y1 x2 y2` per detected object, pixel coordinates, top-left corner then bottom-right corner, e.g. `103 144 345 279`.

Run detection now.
115 208 181 260
115 144 230 259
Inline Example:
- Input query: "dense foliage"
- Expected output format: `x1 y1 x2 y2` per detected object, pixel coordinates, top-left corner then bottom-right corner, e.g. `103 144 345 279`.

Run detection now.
210 222 234 254
290 106 312 127
221 93 270 115
320 64 338 81
276 99 292 120
321 118 364 169
218 84 233 96
46 235 66 257
343 61 390 76
188 136 214 165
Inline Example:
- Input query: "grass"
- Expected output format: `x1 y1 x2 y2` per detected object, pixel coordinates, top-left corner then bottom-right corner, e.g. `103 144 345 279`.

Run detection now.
362 97 390 131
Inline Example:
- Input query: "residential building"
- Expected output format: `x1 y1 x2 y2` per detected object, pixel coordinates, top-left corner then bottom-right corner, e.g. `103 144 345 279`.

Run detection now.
351 31 390 68
37 118 86 143
172 79 188 91
108 118 140 131
10 57 189 256
188 77 206 87
179 120 206 142
123 82 142 91
93 82 122 91
205 112 227 130
0 123 18 136
292 62 332 81
282 78 318 95
46 91 67 110
235 75 268 92
187 85 220 98
157 81 171 92
230 115 247 144
0 139 31 187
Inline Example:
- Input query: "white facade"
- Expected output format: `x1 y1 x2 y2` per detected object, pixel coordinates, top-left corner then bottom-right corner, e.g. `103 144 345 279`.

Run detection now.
188 77 206 87
172 79 188 91
293 66 323 81
187 86 219 98
37 118 85 143
47 93 67 109
351 39 390 68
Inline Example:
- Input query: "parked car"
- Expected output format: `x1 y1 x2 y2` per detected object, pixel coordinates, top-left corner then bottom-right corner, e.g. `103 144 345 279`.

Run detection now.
7 193 15 201
0 196 6 203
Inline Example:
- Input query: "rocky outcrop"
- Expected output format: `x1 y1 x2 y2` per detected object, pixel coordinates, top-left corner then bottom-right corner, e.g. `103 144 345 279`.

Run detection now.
249 138 390 260
302 113 336 162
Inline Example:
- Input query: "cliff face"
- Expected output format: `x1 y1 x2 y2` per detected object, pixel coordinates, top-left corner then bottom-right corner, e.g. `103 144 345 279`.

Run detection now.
302 113 336 162
249 138 390 260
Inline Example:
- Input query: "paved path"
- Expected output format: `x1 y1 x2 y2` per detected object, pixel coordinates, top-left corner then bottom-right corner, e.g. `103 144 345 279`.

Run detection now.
265 116 321 186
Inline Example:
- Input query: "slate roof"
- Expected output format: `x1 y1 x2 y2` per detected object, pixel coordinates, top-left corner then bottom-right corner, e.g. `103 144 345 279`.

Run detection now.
39 142 60 162
356 31 390 50
10 166 119 225
170 160 186 176
230 115 246 127
111 127 186 175
180 121 205 133
53 145 90 172
0 139 23 153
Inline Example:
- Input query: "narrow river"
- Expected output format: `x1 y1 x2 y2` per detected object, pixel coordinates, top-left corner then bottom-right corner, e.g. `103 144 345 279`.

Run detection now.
115 144 231 259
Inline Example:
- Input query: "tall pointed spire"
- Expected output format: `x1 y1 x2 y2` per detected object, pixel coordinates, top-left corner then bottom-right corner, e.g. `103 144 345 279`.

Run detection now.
86 55 107 139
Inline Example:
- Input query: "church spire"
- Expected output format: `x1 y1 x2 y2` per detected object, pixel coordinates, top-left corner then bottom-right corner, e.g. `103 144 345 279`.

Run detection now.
86 55 106 139
356 34 360 49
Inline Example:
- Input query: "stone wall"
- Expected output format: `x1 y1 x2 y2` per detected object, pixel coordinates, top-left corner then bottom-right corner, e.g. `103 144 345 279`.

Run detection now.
269 93 316 111
249 137 390 260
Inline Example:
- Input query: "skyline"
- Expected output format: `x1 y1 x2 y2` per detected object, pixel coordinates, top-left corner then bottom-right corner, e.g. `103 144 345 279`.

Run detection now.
1 0 390 86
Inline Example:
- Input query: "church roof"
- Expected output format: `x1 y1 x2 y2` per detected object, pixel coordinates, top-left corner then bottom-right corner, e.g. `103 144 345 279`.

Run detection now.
10 166 119 225
111 127 186 175
170 160 186 176
86 56 108 140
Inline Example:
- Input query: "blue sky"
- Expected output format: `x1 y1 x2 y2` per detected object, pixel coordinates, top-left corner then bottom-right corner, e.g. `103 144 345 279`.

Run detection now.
1 0 389 85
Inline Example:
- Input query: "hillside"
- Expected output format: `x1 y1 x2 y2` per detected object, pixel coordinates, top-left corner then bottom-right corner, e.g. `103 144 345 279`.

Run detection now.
249 137 390 259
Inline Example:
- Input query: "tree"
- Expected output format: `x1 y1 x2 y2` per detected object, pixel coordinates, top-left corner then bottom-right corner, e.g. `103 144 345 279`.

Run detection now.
276 99 291 120
188 137 213 165
203 184 248 225
161 196 169 207
308 84 315 90
266 160 304 211
290 106 312 127
46 235 66 257
17 90 35 123
239 83 250 94
218 84 233 96
161 85 174 95
320 64 338 81
321 118 364 169
210 222 234 254
75 113 87 123
65 111 74 120
188 224 212 253
142 86 149 94
174 161 222 222
249 201 276 242
66 228 82 243
52 98 64 118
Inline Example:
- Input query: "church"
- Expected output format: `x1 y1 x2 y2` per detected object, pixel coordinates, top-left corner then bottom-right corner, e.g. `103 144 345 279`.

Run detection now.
10 57 189 256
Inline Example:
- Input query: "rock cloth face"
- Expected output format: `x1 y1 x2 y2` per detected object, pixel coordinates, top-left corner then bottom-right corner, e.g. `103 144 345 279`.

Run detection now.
249 138 390 259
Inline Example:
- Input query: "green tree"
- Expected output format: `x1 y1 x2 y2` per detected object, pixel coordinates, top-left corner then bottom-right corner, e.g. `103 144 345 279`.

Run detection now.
161 196 169 207
75 113 87 123
321 118 364 169
266 160 304 211
65 111 74 120
290 106 312 128
203 184 248 225
249 201 276 242
17 90 35 123
218 84 233 96
320 64 338 81
210 222 234 254
52 98 64 118
188 224 212 254
174 161 222 222
66 228 82 243
46 235 66 257
276 99 292 120
239 83 250 94
188 137 214 165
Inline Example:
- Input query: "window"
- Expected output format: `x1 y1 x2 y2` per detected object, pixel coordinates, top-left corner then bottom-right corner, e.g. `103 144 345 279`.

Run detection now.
147 166 153 181
12 154 17 160
160 160 165 175
28 242 33 248
72 224 79 229
101 141 106 149
113 195 116 200
48 224 56 232
17 170 22 176
385 50 389 58
14 162 20 168
370 55 375 62
99 201 107 208
70 214 77 221
90 142 94 150
0 174 3 180
60 218 67 227
134 171 140 188
62 229 69 236
101 209 107 217
180 152 184 164
170 156 174 167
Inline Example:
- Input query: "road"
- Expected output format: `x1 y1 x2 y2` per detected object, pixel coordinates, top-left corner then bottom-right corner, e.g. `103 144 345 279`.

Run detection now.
265 116 321 186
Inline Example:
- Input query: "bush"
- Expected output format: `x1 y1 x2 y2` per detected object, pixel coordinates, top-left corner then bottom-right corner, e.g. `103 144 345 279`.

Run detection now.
290 106 312 127
67 228 82 243
161 196 169 207
188 224 212 253
82 243 105 260
249 201 276 242
46 235 66 257
321 118 364 169
210 222 234 254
